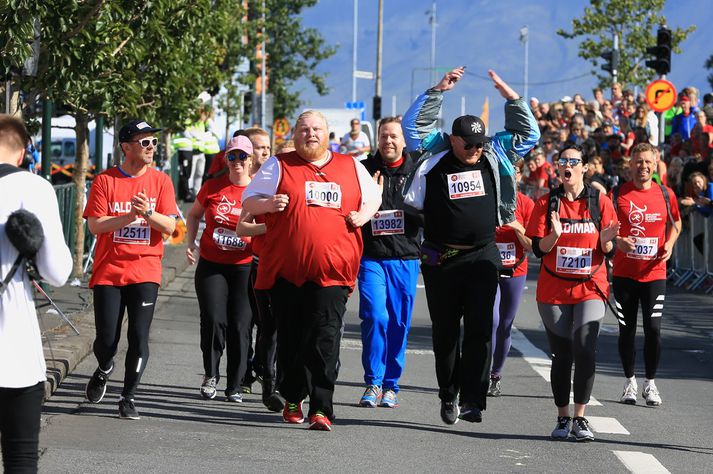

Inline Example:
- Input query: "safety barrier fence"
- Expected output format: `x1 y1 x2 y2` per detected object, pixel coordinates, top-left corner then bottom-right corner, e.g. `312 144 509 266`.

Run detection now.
668 211 713 294
53 183 95 272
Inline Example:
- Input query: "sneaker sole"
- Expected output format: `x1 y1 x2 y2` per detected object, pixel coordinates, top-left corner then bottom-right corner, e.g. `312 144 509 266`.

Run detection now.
646 400 662 406
573 435 594 442
487 391 501 397
359 400 378 408
201 391 217 400
459 413 483 423
550 433 570 440
119 414 141 420
86 384 107 404
283 417 305 424
379 402 398 408
264 396 285 412
621 399 636 405
308 421 332 431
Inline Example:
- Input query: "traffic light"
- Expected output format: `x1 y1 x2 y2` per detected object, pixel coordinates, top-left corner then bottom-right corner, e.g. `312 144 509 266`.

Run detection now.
646 27 672 76
600 49 619 76
372 95 382 121
243 91 253 121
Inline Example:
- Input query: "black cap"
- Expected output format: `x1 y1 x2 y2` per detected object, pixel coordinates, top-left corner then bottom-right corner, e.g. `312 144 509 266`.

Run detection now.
451 115 490 145
118 119 161 142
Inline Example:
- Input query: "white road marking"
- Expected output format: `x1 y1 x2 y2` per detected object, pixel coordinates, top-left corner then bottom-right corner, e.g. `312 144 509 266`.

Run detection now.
587 416 630 434
510 327 601 406
612 451 670 473
340 338 434 355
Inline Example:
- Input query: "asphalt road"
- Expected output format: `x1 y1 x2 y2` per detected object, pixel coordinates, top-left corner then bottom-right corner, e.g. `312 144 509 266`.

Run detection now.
38 262 713 473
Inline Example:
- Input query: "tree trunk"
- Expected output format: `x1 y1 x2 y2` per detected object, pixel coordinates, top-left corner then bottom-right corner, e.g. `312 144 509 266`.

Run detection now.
72 112 90 277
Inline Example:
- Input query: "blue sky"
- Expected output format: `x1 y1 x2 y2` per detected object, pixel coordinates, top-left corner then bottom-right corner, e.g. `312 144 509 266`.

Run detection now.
291 0 712 131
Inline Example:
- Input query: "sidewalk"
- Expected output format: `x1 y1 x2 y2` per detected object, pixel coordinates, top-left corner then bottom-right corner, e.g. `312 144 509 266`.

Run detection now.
39 239 191 400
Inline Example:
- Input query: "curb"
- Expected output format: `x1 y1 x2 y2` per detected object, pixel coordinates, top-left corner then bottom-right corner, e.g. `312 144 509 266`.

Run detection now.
41 241 190 400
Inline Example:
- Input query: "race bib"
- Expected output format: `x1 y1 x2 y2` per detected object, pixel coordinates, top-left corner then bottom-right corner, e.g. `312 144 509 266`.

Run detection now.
447 170 485 200
497 242 517 266
626 236 659 261
556 246 592 275
371 210 405 236
113 219 150 245
305 181 342 208
212 227 247 251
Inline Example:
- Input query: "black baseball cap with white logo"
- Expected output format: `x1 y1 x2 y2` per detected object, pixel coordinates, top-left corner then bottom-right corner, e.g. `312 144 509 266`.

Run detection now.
451 115 490 145
118 119 162 142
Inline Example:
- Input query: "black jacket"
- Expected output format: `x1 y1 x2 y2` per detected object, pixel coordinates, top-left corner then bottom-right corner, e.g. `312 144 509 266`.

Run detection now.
360 151 422 259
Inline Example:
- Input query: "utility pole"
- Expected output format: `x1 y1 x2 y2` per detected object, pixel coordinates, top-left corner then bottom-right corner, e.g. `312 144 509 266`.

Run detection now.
373 0 383 121
520 25 529 101
260 0 267 130
428 2 437 84
352 0 358 102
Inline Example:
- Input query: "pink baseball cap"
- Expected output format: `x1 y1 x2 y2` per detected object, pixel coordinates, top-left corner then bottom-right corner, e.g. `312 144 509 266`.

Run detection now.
225 135 253 155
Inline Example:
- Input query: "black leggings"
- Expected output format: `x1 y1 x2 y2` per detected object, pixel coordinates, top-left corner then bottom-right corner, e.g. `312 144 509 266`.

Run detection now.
613 277 666 379
0 382 44 474
538 300 604 407
248 260 278 383
93 283 159 399
195 258 252 395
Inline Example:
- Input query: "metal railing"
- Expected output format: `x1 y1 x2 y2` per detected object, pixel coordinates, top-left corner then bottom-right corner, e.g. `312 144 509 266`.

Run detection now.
668 211 713 294
53 182 95 269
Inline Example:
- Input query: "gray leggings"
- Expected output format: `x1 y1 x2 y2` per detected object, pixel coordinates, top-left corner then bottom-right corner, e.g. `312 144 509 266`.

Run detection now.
538 299 605 407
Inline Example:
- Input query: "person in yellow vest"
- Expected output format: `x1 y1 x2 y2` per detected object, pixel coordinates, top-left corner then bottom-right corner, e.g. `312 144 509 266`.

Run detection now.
172 132 194 201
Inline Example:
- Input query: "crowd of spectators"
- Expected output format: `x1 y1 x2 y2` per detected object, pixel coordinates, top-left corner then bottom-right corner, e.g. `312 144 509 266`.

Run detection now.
520 84 713 220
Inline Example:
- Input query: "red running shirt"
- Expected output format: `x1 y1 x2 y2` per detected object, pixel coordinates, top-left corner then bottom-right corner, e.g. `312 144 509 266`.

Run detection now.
256 151 363 290
83 167 178 287
611 181 680 282
196 175 252 265
526 190 618 304
495 192 535 278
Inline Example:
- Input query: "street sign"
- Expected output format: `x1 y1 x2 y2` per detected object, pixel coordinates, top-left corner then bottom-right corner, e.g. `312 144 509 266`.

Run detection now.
645 79 677 112
354 70 375 80
273 117 290 137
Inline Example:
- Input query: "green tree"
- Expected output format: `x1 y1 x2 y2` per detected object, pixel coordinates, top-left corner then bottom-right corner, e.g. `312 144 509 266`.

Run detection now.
557 0 695 89
705 55 713 91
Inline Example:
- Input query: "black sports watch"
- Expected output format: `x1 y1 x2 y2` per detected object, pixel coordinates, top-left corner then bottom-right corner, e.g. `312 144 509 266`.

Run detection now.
144 209 153 218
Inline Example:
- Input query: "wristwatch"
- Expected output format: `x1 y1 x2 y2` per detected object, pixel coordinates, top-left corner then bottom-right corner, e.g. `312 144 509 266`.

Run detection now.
144 209 153 218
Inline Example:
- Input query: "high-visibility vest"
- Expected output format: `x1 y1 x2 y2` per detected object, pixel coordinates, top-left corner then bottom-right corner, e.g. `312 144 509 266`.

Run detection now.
172 135 193 151
203 132 221 154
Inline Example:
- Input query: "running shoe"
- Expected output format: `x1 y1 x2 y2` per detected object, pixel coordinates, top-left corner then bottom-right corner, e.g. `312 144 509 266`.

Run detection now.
380 389 398 408
86 364 114 403
458 403 483 423
642 380 662 406
200 376 217 400
118 399 140 420
440 400 460 425
225 392 243 403
571 416 595 441
308 411 332 431
550 416 571 440
620 379 638 405
358 385 382 408
487 376 502 397
282 401 305 424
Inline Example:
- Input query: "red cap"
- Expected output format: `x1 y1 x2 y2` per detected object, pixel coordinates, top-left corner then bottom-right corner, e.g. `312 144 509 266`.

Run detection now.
680 96 691 103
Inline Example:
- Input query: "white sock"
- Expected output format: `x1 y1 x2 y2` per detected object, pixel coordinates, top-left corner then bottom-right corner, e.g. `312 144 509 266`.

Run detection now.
627 376 636 384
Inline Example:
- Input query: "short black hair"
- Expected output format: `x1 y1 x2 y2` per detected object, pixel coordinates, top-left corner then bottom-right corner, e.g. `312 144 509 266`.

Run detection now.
558 142 588 163
232 129 246 137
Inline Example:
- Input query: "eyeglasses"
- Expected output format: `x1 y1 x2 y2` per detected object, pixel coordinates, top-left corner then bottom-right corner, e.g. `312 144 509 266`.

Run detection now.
227 151 250 162
463 142 484 150
557 157 583 167
133 137 158 148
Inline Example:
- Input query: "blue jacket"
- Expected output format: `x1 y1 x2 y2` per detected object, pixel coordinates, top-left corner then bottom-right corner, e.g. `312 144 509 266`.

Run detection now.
401 88 540 225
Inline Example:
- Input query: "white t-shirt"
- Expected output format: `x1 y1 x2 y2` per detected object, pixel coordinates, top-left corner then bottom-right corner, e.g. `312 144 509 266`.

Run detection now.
340 131 371 160
0 169 72 388
243 153 382 207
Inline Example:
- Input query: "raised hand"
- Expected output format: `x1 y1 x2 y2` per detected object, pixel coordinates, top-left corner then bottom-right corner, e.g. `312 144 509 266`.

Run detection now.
600 220 620 245
433 66 465 92
488 69 520 100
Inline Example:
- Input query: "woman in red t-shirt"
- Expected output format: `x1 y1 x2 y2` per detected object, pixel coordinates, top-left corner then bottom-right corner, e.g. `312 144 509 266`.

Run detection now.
526 143 619 442
185 136 254 402
489 160 534 396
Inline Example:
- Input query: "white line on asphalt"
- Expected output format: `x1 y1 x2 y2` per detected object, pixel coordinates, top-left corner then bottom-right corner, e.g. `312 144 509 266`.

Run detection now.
340 338 434 355
612 451 671 473
587 416 631 434
510 326 602 407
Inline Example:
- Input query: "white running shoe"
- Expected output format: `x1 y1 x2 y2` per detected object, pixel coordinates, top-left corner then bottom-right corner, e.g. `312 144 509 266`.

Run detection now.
620 379 637 405
643 380 662 406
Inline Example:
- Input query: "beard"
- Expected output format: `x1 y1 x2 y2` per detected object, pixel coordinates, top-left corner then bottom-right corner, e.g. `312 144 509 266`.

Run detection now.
296 140 329 162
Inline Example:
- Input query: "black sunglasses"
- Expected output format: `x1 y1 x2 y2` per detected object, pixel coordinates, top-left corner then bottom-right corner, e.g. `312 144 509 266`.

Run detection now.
557 157 583 167
464 142 484 150
227 151 250 162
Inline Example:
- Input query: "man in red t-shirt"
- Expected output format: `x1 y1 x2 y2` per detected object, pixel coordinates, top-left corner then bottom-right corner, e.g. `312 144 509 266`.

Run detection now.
243 111 381 431
611 142 681 407
83 119 178 420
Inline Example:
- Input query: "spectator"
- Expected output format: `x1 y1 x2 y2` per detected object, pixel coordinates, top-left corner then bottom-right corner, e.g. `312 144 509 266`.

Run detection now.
667 156 684 196
671 96 697 142
593 88 605 107
680 171 713 217
633 104 658 146
341 118 371 160
328 132 339 153
585 155 614 193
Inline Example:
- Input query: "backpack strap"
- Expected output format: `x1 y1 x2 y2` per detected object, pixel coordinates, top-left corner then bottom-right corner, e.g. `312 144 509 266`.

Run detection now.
586 185 601 231
546 186 563 232
657 183 679 235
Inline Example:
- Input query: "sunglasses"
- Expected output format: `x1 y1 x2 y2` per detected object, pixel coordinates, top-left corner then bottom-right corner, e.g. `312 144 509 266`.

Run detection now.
227 151 250 162
543 141 552 144
133 137 158 148
463 142 484 150
557 158 583 167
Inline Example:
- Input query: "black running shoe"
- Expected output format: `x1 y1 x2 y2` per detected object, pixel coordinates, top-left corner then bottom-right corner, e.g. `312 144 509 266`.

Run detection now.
458 403 483 423
440 400 460 425
119 399 140 420
86 364 113 403
487 377 502 397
